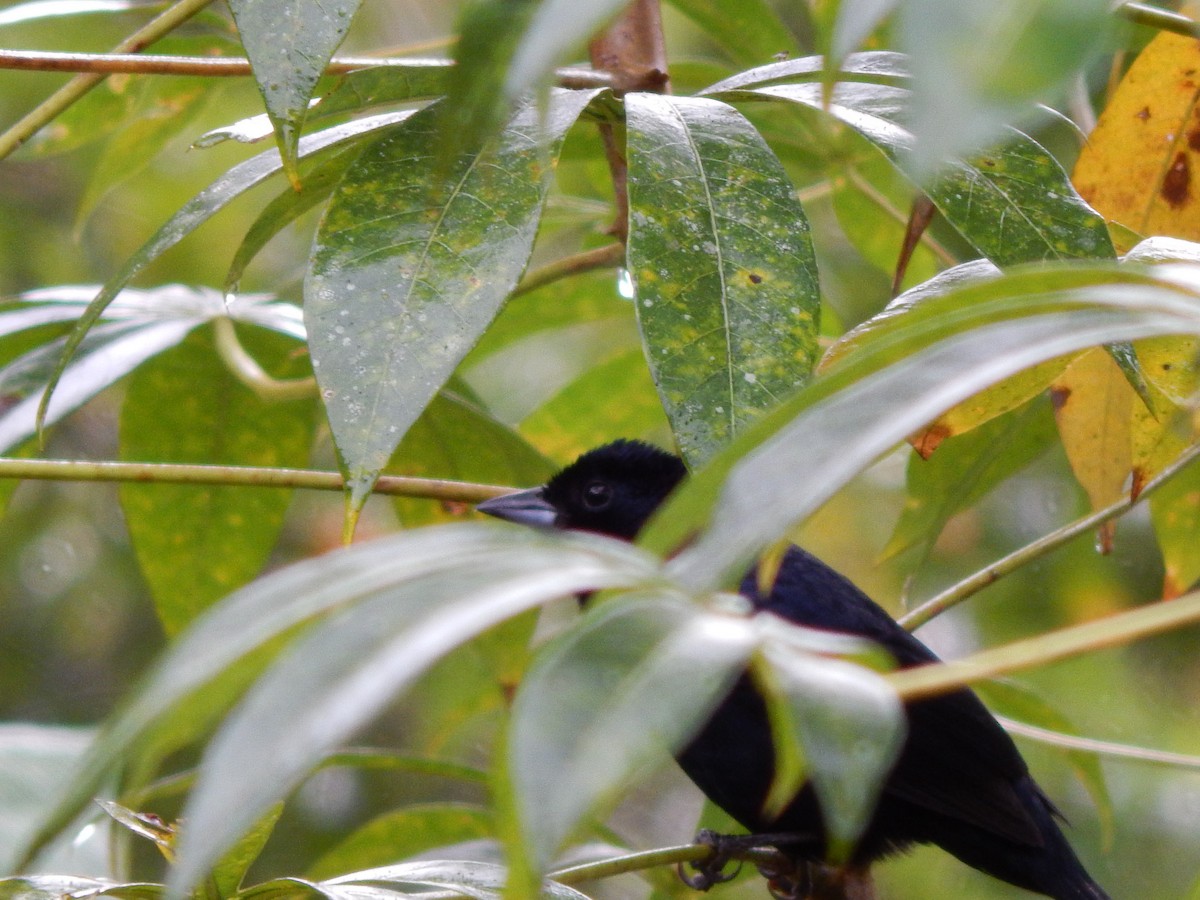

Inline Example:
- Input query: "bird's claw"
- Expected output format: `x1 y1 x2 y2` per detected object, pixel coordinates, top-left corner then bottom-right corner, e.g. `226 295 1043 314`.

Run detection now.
677 829 745 891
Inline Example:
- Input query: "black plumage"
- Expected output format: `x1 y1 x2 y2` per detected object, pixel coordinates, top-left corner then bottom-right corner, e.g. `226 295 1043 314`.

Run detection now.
477 439 1109 900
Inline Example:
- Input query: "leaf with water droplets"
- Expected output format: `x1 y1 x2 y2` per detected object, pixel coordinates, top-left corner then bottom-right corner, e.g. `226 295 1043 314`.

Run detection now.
227 0 363 182
304 89 599 510
625 94 820 465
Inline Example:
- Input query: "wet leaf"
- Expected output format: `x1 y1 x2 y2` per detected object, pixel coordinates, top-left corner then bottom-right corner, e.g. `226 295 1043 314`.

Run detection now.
640 267 1200 588
196 61 453 149
626 93 820 465
505 595 754 874
1073 30 1200 241
305 90 597 509
757 626 904 860
228 0 362 181
1050 347 1134 552
16 526 611 870
730 81 1114 265
36 111 414 438
165 529 658 896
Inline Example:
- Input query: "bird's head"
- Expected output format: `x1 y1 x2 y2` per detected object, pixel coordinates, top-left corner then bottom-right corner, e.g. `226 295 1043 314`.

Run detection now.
476 439 687 540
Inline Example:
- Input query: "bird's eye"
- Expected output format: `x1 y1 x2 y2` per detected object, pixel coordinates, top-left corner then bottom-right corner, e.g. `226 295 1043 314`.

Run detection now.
581 481 613 510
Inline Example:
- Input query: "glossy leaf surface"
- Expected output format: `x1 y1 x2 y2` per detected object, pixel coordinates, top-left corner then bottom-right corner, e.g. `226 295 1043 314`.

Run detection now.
626 93 820 464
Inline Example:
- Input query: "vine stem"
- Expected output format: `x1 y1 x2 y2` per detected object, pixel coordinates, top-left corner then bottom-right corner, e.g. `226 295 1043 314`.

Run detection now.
0 457 512 503
0 0 219 160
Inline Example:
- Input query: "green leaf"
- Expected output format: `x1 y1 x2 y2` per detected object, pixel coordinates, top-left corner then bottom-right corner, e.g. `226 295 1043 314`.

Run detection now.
756 621 904 860
224 145 364 293
119 327 316 634
15 525 593 870
388 389 553 527
625 93 820 465
165 528 659 896
0 285 302 454
35 111 415 439
639 266 1200 589
0 724 108 874
0 877 163 900
324 860 588 900
212 804 285 897
305 89 598 508
196 61 453 149
700 50 910 95
669 0 796 66
0 319 201 453
885 400 1057 565
309 804 494 880
505 595 755 875
728 81 1114 265
227 0 362 181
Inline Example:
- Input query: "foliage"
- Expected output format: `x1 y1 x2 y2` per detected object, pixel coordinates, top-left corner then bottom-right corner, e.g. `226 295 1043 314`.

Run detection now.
3 1 1200 899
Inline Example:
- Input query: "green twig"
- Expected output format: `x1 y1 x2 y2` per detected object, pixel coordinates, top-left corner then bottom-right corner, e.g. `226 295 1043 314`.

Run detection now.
0 456 512 503
0 49 612 88
1115 1 1200 37
0 0 219 160
513 243 625 297
549 842 782 886
998 716 1200 771
899 439 1200 630
889 588 1200 701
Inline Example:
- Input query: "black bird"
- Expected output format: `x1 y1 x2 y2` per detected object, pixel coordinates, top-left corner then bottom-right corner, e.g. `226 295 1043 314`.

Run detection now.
477 440 1110 900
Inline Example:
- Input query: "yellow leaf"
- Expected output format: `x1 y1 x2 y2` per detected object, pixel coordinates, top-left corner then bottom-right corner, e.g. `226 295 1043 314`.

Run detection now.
910 358 1069 457
1051 348 1134 552
1130 336 1200 497
1073 32 1200 239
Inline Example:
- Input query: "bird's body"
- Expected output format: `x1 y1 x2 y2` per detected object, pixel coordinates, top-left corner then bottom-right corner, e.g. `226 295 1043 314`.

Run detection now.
477 440 1110 900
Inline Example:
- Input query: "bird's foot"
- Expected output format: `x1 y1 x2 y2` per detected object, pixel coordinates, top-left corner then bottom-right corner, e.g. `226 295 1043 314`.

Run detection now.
677 830 813 892
677 829 745 891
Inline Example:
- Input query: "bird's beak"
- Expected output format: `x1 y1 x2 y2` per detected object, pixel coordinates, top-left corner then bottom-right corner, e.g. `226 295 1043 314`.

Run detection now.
476 487 558 528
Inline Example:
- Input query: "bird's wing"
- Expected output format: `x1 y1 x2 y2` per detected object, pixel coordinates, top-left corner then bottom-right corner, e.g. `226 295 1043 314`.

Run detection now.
883 689 1045 847
753 548 1045 847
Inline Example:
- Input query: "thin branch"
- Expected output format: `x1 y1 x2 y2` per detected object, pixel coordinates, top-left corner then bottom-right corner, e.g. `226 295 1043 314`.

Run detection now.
549 842 783 886
0 456 513 503
899 438 1200 630
1114 1 1200 37
889 588 1200 701
0 0 219 160
513 243 625 297
998 716 1200 771
0 49 612 88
